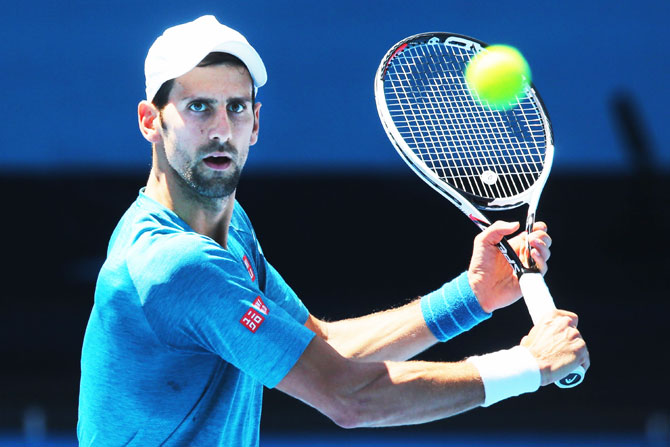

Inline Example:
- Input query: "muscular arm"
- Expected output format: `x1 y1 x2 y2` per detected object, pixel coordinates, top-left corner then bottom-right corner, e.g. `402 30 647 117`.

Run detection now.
279 309 588 429
277 334 484 428
305 300 438 362
307 221 553 363
275 222 585 428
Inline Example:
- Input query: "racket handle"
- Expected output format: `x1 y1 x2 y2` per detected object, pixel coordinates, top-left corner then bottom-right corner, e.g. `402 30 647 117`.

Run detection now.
518 272 586 389
518 272 556 325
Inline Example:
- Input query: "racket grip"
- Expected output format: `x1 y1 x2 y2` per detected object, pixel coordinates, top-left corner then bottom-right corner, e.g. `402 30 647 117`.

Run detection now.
518 272 586 389
518 272 556 325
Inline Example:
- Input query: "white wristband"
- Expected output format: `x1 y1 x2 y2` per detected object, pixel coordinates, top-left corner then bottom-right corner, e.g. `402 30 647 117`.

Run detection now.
467 346 541 407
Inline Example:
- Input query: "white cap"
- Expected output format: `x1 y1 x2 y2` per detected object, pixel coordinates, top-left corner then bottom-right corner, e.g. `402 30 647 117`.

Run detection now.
144 15 267 102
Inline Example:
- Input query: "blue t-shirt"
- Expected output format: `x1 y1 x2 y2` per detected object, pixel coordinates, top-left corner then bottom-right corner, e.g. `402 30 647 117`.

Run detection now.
78 189 315 446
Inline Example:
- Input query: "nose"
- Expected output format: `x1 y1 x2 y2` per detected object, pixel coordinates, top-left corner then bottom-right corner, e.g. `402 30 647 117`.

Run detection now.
208 109 231 142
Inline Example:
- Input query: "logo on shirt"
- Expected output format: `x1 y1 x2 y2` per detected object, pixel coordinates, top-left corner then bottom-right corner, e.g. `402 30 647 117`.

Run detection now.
242 255 256 282
240 296 268 333
252 296 268 315
240 308 265 333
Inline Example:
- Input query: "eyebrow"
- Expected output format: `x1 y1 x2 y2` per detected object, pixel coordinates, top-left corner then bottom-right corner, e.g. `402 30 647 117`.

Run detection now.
181 95 252 105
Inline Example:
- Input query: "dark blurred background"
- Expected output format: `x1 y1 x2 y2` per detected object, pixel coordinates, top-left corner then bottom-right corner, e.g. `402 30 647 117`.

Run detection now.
1 0 668 445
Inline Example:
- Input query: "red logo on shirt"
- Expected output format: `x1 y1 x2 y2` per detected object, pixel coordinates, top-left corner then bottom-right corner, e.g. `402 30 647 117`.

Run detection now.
252 296 268 315
242 255 256 282
240 308 265 333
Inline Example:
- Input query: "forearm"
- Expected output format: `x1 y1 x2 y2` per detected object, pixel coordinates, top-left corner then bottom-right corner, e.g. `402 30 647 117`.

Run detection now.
278 336 484 428
317 300 438 361
345 359 484 427
279 330 554 429
314 272 489 362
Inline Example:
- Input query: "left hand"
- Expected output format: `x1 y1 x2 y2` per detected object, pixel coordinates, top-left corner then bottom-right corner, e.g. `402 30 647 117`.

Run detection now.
468 220 552 313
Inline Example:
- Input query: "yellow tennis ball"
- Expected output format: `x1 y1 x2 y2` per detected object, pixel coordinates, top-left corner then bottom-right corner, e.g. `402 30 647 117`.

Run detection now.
465 44 531 110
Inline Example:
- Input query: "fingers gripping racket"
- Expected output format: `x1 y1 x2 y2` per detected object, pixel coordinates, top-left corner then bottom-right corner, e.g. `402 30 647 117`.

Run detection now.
374 32 585 388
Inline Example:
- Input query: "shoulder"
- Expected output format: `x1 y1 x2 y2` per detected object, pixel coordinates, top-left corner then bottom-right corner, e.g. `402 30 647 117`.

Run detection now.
125 215 240 293
135 227 232 270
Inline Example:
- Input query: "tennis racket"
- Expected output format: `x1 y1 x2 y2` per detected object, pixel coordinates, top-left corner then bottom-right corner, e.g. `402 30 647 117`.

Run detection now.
374 32 585 389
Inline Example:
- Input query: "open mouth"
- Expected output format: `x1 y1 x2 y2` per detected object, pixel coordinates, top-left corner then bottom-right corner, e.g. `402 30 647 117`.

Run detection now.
203 155 232 171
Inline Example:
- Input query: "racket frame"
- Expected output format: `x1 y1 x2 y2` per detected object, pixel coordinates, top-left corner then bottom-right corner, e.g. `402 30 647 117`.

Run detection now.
374 32 585 388
374 31 555 274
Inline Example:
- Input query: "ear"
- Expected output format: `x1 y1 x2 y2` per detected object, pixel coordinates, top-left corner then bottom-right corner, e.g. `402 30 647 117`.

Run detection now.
138 100 162 144
249 101 262 146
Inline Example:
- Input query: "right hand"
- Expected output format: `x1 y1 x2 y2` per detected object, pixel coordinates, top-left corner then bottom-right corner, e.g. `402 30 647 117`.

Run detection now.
520 309 590 386
468 221 553 313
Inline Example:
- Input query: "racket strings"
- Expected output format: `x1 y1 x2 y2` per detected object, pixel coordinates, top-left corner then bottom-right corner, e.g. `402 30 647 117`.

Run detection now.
383 41 547 200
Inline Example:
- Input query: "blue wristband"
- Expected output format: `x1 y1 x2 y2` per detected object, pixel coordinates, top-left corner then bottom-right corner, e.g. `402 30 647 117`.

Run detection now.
421 271 491 341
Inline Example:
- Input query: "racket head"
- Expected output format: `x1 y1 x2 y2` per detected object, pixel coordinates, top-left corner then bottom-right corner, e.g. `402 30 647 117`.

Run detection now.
374 32 554 213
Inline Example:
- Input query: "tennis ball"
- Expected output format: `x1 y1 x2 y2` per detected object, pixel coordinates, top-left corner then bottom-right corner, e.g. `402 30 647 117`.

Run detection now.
465 44 531 110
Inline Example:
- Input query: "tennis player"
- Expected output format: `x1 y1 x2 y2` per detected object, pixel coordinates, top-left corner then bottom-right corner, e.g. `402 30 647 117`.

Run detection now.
77 15 589 446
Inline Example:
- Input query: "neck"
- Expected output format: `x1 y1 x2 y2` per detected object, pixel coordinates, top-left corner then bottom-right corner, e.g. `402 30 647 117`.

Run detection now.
145 165 235 249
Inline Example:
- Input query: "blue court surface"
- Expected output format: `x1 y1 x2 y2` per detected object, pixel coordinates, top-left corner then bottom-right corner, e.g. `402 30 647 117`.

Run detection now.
0 431 648 447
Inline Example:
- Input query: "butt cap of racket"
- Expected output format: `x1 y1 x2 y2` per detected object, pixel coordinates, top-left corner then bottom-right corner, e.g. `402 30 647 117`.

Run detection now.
555 365 586 388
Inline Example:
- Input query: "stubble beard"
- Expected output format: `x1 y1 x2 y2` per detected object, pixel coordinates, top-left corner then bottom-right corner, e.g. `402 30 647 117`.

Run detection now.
171 141 243 202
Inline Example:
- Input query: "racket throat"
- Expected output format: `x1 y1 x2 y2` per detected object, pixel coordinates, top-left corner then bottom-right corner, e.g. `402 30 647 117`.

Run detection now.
496 239 541 278
524 212 538 270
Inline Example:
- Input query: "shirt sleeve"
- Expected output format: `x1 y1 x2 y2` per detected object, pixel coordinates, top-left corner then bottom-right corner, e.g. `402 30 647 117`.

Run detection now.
127 230 315 388
260 259 309 324
234 202 310 324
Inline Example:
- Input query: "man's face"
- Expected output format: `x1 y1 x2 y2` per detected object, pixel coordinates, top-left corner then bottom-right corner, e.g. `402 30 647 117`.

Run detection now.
156 63 260 199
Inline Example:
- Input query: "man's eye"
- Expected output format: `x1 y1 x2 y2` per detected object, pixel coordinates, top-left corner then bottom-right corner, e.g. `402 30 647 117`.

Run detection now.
227 102 245 113
188 102 208 112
